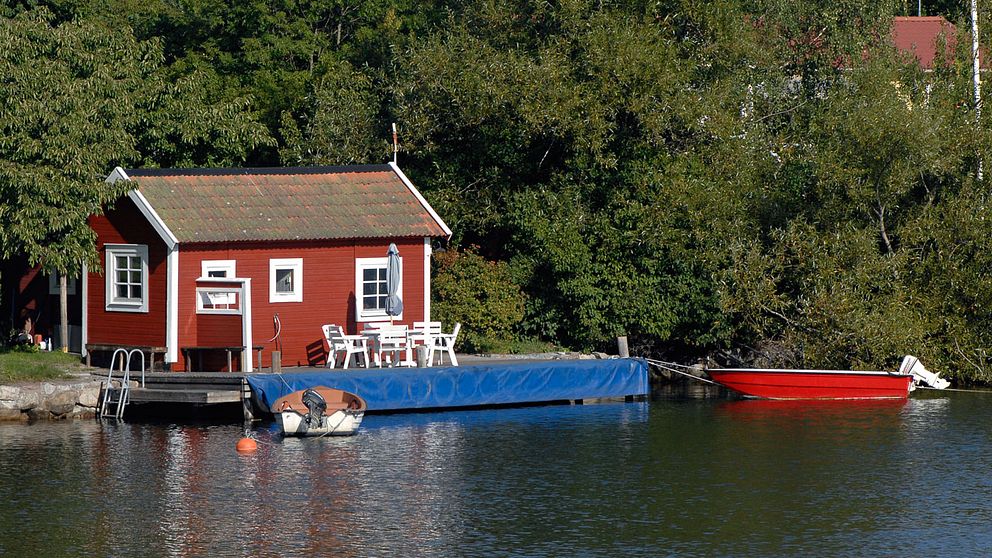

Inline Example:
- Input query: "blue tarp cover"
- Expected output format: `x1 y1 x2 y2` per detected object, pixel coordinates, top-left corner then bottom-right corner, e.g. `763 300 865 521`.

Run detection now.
246 358 648 412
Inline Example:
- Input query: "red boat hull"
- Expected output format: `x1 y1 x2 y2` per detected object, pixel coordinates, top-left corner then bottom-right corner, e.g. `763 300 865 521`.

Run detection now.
706 368 913 399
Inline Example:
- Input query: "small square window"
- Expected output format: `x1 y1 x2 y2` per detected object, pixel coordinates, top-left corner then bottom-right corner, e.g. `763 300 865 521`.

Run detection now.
275 268 295 293
269 258 303 303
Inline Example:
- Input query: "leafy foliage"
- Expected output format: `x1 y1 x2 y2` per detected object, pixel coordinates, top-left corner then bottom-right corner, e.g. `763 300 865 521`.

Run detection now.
431 246 526 352
0 8 271 277
0 9 148 274
5 0 992 381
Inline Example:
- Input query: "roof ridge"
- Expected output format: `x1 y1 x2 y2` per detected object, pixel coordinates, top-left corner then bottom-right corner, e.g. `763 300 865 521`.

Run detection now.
124 164 393 177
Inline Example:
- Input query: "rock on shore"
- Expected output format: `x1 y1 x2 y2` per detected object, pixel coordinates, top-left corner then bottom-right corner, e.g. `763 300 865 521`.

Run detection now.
0 376 105 421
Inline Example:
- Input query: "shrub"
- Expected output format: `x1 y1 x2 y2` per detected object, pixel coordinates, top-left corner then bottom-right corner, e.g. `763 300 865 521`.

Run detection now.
431 246 527 353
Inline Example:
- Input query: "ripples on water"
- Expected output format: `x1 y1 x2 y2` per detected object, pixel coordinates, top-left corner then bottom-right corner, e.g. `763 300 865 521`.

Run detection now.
1 392 991 557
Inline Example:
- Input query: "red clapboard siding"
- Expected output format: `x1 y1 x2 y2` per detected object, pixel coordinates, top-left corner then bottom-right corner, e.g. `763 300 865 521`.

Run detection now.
86 197 168 348
16 267 44 314
178 238 427 369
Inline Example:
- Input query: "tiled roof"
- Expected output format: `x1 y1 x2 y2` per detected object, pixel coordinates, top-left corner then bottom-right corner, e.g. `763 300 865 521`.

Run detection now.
891 16 958 69
122 165 449 243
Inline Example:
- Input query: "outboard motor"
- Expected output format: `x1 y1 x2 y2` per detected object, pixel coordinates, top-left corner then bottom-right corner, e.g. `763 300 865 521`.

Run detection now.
301 388 327 428
899 355 951 390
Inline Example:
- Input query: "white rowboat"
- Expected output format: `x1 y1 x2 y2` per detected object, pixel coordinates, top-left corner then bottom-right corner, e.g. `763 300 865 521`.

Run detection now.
272 386 366 436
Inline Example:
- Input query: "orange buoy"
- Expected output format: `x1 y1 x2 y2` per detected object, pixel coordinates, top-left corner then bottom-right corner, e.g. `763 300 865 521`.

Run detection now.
236 437 258 453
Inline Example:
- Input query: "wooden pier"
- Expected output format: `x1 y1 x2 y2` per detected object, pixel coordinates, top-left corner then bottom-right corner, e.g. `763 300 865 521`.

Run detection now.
95 357 649 419
98 371 244 405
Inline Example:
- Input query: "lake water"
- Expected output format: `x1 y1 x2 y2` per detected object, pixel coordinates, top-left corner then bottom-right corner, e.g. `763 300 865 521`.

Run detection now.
1 390 991 557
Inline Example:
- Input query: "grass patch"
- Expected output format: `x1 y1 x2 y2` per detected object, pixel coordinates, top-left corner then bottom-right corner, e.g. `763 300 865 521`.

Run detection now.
0 349 84 383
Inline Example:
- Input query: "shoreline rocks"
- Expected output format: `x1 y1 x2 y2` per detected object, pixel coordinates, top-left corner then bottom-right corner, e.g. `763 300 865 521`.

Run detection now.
0 376 104 421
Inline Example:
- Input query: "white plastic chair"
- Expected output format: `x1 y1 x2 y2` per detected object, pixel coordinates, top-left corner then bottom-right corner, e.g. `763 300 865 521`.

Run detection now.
430 322 461 367
322 324 369 369
411 321 443 367
372 326 409 367
413 321 443 337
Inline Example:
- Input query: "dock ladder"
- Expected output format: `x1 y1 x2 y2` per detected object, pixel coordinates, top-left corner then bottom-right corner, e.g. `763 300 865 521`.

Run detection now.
99 349 146 419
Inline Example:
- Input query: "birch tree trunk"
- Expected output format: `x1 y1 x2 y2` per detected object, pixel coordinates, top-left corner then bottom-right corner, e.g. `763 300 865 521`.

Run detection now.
973 0 983 180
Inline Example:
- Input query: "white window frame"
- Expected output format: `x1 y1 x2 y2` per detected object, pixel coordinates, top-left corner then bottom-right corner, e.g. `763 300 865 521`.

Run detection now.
48 273 77 296
195 283 243 315
200 260 236 279
105 244 149 313
269 258 303 303
355 256 402 322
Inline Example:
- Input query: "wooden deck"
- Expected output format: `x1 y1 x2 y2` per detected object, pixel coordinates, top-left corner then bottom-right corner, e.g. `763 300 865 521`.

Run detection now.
97 371 246 405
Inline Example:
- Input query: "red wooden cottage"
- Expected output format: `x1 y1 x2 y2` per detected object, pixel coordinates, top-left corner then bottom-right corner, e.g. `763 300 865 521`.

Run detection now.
37 163 450 371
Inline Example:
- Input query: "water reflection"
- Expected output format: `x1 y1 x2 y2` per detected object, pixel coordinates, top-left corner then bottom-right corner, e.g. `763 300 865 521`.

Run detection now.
2 395 992 556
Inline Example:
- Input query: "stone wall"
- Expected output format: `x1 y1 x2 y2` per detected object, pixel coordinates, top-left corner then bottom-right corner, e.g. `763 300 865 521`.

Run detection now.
0 377 104 421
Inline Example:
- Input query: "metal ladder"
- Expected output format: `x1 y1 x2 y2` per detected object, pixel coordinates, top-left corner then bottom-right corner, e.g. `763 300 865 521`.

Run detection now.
99 349 146 419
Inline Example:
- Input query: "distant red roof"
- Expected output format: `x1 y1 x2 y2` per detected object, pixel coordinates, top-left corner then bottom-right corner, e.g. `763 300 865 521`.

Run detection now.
891 16 958 69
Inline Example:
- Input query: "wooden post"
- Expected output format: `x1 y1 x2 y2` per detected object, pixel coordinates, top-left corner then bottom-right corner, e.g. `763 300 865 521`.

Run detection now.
415 344 428 367
617 336 629 358
271 350 282 374
59 275 68 352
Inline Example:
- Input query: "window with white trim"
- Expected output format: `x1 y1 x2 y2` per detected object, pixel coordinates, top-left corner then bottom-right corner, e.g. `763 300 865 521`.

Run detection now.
269 258 303 303
105 244 149 312
201 260 236 279
355 257 401 321
196 285 242 314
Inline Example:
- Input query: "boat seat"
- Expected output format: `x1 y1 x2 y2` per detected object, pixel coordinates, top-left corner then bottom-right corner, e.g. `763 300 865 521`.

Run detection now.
279 401 353 414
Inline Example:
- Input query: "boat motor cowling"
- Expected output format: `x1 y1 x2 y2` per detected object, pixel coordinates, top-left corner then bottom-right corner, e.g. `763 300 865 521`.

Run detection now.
899 355 950 390
302 388 327 428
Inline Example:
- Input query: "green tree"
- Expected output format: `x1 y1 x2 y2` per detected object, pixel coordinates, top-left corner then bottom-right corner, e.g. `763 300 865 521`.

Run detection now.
431 246 526 352
0 8 271 345
279 61 385 165
0 9 150 275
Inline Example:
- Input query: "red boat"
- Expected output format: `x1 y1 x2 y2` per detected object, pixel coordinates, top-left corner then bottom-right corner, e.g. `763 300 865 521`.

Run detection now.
705 355 950 400
705 367 914 399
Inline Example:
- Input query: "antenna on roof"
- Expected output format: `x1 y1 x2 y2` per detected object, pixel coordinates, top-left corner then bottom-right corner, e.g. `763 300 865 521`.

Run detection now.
391 123 398 164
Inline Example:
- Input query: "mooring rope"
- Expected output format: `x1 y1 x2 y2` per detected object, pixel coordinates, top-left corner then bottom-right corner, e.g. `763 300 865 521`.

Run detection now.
642 358 697 370
917 386 992 393
241 428 279 447
273 371 294 393
314 411 352 439
642 358 721 386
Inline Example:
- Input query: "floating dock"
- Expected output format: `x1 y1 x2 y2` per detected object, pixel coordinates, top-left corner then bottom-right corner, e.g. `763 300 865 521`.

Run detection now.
246 358 649 414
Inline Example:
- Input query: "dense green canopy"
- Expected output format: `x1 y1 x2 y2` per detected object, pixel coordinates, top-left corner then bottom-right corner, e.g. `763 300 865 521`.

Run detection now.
3 0 992 382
